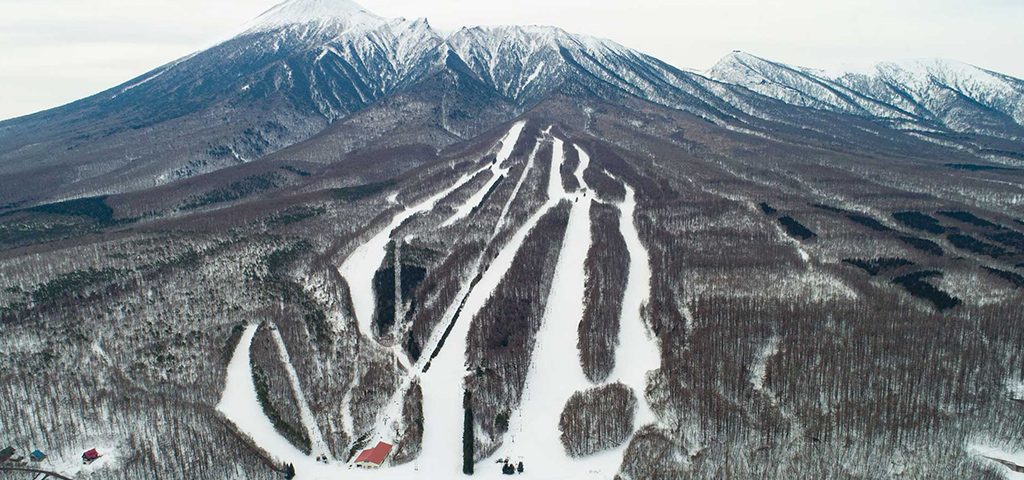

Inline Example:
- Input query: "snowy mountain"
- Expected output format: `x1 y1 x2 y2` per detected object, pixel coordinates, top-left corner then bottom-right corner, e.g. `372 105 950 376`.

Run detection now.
4 4 1024 479
5 0 1023 209
709 51 1024 140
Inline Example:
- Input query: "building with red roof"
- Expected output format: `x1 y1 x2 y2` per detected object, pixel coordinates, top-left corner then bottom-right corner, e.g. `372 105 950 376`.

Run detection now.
82 448 100 463
354 441 392 468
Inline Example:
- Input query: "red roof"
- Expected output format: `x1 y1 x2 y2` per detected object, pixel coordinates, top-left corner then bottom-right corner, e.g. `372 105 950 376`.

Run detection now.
355 442 392 466
83 448 99 460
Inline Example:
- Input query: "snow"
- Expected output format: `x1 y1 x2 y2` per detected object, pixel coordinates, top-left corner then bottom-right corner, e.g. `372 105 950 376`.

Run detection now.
216 133 658 480
269 323 330 458
339 165 487 342
49 442 122 478
969 445 1024 479
750 336 780 393
334 125 542 475
1008 379 1024 400
607 179 661 429
492 137 602 475
416 132 568 476
493 135 542 235
478 143 664 479
522 61 546 90
217 324 310 464
248 0 381 32
441 122 525 227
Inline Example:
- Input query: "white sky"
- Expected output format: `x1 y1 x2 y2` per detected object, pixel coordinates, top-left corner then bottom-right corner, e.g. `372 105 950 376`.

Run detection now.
1 0 1022 121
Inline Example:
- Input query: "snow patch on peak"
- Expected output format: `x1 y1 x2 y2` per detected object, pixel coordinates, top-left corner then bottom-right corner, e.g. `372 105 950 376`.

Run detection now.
249 0 380 31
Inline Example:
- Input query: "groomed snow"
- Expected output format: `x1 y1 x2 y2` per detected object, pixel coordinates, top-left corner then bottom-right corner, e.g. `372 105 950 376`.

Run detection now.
270 323 330 458
441 122 526 227
339 164 490 343
217 324 310 465
218 133 663 480
492 137 604 476
417 132 569 477
348 124 541 469
606 179 661 429
969 445 1024 480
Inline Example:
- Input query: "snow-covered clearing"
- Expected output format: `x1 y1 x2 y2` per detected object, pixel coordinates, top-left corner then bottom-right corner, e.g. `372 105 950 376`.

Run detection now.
441 121 525 227
750 336 780 401
269 323 329 458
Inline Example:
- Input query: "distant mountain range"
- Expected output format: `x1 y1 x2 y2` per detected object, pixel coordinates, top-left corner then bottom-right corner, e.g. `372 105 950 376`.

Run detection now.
1 0 1021 208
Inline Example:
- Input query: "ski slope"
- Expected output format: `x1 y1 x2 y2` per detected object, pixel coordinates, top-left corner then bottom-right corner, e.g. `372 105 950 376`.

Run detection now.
217 127 662 480
441 121 526 227
269 323 330 458
339 161 491 343
218 324 310 464
417 131 568 476
493 137 601 474
607 181 661 428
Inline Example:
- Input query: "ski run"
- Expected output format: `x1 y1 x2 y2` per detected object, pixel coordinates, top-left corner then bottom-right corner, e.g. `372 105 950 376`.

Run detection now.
216 121 663 479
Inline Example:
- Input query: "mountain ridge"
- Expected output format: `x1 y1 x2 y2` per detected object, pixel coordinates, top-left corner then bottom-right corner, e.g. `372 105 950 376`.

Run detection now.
0 0 1022 209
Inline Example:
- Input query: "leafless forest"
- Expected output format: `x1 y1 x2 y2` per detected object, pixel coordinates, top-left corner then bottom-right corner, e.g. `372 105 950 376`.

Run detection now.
2 88 1024 480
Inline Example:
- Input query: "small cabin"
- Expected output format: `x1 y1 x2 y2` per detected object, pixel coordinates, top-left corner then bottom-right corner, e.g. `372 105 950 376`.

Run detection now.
30 450 46 461
0 446 14 462
354 441 392 468
83 448 100 463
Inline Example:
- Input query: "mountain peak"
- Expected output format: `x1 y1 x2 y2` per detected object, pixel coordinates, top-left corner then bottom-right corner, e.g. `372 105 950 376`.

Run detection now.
249 0 380 31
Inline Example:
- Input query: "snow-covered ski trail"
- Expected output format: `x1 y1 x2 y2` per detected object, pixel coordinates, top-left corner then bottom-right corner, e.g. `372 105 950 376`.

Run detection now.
217 324 309 464
339 158 497 343
219 326 426 479
416 131 568 476
493 135 542 236
441 121 526 227
351 124 542 468
494 138 599 474
269 323 330 459
607 181 661 428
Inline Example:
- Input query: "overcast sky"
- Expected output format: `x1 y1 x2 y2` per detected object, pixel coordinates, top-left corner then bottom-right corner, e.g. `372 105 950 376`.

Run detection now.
2 0 1022 120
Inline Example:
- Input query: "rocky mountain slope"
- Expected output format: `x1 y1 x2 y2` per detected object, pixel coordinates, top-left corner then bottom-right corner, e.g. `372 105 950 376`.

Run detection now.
6 0 1021 210
710 51 1024 143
